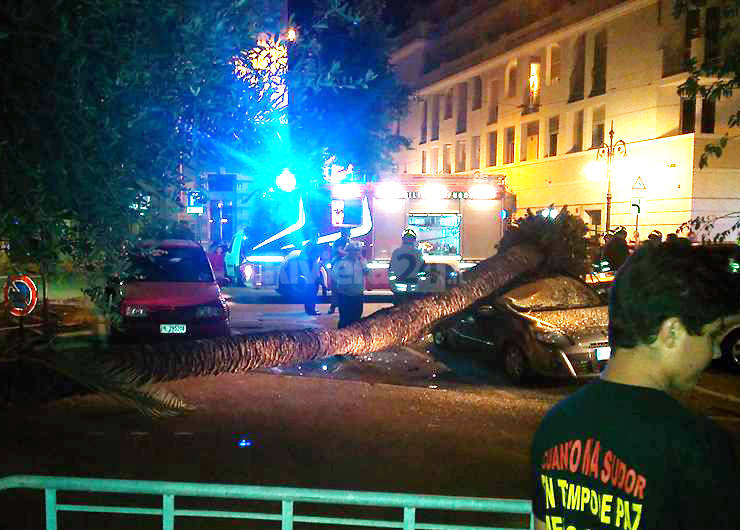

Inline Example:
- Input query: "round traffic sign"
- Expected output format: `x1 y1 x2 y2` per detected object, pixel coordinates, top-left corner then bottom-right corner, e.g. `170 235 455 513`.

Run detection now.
3 275 38 317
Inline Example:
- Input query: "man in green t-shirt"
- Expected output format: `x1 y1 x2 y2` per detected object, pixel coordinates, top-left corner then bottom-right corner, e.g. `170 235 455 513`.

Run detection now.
531 239 740 530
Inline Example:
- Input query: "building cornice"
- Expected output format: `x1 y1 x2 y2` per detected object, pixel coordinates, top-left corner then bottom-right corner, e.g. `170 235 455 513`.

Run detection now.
415 0 658 95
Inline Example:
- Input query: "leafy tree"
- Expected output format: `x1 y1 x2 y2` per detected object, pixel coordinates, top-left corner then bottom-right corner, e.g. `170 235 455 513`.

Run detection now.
498 207 590 279
287 0 411 179
0 0 409 414
673 1 740 167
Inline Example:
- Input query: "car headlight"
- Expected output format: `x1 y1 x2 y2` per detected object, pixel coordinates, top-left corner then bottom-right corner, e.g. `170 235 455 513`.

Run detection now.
196 304 225 319
124 305 149 318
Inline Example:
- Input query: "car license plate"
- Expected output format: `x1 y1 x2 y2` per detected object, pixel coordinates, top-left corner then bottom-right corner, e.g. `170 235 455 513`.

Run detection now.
160 324 187 334
595 346 611 361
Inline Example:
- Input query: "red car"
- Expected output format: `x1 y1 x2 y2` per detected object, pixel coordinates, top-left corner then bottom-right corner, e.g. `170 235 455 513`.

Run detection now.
115 239 230 340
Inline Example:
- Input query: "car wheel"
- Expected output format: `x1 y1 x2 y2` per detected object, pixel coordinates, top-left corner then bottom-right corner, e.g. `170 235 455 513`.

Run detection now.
720 328 740 372
503 343 528 384
432 329 448 347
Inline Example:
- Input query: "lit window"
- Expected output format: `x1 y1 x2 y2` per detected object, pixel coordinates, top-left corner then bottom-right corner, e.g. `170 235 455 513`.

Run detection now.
528 58 541 109
407 214 460 257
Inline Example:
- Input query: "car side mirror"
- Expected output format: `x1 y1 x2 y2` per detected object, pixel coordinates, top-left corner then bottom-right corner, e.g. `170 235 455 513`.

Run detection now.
217 277 231 287
477 305 495 317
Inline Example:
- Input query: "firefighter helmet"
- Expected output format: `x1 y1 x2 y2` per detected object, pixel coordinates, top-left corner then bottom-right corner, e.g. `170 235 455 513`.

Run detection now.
402 228 417 243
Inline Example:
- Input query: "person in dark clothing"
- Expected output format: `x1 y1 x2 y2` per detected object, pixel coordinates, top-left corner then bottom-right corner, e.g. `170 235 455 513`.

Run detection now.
531 239 740 530
327 228 351 315
603 226 629 270
333 242 367 328
300 241 322 315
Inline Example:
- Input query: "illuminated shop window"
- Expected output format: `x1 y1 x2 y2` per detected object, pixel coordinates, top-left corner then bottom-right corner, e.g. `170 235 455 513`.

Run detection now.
407 214 461 256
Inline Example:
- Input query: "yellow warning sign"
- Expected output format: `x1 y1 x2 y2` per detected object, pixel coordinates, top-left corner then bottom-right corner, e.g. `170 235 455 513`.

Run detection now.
632 176 646 190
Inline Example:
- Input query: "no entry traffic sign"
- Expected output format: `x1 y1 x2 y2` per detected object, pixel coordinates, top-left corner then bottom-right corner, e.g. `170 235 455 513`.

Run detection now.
3 275 38 317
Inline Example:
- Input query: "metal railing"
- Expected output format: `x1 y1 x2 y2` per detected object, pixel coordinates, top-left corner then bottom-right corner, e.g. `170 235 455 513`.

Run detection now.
0 475 533 530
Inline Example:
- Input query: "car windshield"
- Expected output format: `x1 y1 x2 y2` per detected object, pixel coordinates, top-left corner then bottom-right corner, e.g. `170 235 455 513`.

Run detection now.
497 276 603 311
128 246 214 283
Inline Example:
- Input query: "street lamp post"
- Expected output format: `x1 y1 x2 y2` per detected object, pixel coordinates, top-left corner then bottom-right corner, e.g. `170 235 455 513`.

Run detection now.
596 121 627 234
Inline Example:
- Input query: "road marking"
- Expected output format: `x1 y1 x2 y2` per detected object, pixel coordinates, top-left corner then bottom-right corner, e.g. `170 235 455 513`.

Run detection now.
130 431 150 436
174 432 194 436
694 385 740 404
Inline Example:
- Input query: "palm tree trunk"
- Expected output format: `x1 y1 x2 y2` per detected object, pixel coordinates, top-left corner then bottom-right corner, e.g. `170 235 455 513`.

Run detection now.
114 244 544 381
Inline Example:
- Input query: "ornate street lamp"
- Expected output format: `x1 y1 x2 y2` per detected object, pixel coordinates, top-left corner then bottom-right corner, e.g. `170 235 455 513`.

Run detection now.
596 121 627 233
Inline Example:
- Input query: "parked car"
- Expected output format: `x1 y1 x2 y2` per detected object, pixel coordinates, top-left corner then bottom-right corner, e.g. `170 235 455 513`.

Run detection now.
705 242 740 372
431 275 610 383
114 239 230 340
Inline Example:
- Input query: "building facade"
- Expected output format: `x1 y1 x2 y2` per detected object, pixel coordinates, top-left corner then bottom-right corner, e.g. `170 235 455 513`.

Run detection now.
387 0 740 239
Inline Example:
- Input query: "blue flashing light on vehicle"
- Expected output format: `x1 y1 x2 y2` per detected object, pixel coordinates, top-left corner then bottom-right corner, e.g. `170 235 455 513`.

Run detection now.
275 168 296 192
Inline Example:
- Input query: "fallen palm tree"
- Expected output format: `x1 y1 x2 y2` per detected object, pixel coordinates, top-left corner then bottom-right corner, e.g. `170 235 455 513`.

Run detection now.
115 243 545 382
2 209 588 415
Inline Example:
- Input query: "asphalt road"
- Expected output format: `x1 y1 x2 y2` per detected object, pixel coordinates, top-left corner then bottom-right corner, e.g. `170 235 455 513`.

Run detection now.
1 292 739 529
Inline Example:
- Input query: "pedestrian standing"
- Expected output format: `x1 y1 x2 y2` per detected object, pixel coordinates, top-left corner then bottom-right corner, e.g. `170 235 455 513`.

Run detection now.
207 243 228 284
333 242 367 328
299 241 322 315
603 226 629 270
531 240 740 530
389 228 424 304
328 228 351 315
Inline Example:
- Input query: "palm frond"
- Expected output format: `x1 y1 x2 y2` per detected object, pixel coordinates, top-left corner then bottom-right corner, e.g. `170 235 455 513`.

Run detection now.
29 349 194 417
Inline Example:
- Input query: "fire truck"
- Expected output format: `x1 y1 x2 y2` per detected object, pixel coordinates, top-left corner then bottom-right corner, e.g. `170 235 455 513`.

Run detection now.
230 173 509 293
364 175 508 291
